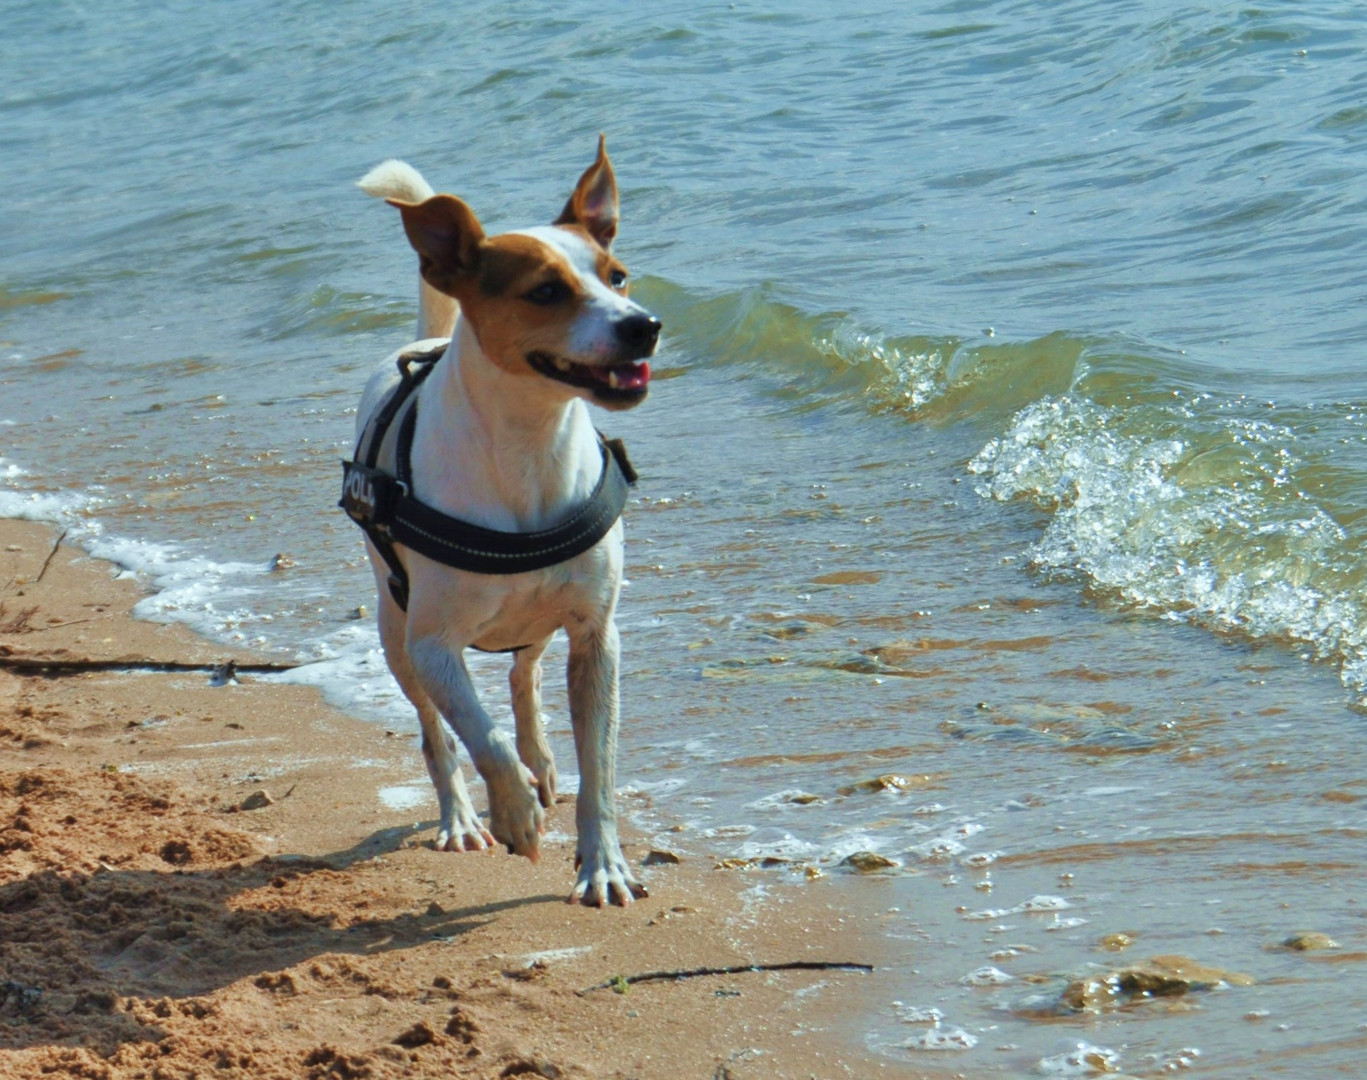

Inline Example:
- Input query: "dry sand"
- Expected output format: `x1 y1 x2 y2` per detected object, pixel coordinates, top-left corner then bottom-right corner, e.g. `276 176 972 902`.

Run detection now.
0 520 906 1079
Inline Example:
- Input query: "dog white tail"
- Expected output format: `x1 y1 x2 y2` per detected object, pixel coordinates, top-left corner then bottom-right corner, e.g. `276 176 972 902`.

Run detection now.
359 160 458 342
358 159 436 203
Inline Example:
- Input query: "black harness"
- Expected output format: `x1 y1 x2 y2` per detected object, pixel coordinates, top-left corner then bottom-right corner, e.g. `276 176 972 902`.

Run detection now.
339 343 637 613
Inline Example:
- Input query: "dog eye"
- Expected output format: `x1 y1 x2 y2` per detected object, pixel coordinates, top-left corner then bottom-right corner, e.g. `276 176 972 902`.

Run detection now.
609 269 628 289
524 280 570 305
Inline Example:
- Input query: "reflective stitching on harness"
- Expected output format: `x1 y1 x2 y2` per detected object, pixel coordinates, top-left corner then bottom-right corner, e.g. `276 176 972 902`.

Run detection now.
392 512 615 560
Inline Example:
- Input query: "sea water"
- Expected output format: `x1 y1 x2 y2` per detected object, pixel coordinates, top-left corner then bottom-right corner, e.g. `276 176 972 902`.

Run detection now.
5 2 1367 1073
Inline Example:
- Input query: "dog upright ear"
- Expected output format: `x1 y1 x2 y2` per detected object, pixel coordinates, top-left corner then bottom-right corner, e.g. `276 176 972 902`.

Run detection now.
388 195 486 295
554 134 619 250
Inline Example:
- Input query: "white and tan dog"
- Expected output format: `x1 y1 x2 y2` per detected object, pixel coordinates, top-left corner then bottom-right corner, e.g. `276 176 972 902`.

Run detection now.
354 139 659 906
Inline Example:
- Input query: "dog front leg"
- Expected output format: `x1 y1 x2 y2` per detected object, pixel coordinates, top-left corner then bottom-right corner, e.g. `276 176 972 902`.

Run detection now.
375 590 492 852
566 620 646 906
407 635 544 860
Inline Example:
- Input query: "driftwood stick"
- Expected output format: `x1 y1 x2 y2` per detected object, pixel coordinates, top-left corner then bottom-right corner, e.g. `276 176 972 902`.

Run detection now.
33 529 68 587
577 960 874 996
0 656 300 676
7 616 103 633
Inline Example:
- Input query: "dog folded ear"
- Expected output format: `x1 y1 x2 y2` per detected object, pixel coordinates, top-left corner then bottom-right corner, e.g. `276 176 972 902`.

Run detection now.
554 134 619 250
388 194 486 293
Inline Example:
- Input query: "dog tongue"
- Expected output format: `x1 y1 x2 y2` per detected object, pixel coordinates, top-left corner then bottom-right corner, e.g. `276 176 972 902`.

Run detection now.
603 361 650 391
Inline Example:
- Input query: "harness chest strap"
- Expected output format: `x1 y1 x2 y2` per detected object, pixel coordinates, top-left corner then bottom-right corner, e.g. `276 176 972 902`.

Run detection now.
339 348 637 611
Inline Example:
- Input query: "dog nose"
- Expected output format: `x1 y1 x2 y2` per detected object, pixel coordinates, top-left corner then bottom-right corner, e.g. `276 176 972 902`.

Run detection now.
615 314 662 353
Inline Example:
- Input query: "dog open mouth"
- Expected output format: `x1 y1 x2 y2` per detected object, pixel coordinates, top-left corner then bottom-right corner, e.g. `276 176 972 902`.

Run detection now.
527 351 651 401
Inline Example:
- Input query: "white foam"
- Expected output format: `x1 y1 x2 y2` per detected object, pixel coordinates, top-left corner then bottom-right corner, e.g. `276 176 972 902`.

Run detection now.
0 484 89 523
732 830 819 862
1036 1042 1122 1075
746 788 823 810
963 895 1073 921
1018 895 1072 912
906 836 967 861
893 1003 946 1024
0 474 298 655
961 966 1014 986
817 322 952 412
971 393 1367 701
702 824 758 840
85 533 269 637
905 1025 979 1051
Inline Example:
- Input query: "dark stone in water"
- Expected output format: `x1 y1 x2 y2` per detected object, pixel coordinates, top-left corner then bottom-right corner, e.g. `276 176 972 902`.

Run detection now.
839 773 936 795
1057 955 1254 1013
1277 931 1339 952
841 851 899 873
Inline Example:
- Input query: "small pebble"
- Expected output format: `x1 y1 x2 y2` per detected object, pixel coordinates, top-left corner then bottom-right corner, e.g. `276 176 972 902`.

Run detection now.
239 789 275 811
1279 931 1339 952
842 851 899 873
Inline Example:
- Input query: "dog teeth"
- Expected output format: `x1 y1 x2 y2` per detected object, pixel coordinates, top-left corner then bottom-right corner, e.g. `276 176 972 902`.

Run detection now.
553 357 572 372
607 370 621 389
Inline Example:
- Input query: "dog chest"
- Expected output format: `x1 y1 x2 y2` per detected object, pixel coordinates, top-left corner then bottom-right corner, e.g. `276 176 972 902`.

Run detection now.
405 536 622 653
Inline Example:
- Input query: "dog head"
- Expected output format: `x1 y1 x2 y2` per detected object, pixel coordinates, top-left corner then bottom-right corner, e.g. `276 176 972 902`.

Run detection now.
387 137 660 411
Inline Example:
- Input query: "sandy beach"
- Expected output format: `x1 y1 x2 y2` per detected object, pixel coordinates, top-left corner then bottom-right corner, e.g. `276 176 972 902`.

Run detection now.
0 519 901 1080
9 5 1367 1074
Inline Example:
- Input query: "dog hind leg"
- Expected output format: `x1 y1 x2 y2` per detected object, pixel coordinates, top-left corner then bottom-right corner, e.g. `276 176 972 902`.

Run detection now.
510 637 558 809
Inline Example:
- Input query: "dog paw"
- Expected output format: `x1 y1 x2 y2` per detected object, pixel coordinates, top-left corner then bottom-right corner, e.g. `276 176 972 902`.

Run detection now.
435 819 495 853
485 761 545 861
570 845 649 908
434 785 495 853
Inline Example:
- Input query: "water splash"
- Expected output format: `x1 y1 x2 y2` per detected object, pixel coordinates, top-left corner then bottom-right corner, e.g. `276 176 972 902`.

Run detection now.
970 389 1367 702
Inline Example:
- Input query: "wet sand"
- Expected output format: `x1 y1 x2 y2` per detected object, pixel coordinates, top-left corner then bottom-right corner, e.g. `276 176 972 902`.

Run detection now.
0 519 900 1080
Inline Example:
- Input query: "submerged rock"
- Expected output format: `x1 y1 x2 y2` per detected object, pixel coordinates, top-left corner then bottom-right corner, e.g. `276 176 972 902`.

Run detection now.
841 851 899 873
839 773 936 795
1058 955 1254 1013
1277 931 1339 952
714 855 794 870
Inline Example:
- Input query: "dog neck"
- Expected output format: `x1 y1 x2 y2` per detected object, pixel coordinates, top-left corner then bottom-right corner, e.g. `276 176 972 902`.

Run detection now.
410 316 603 532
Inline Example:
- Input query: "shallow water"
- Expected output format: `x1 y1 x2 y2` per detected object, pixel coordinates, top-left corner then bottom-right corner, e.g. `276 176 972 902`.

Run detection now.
5 2 1367 1073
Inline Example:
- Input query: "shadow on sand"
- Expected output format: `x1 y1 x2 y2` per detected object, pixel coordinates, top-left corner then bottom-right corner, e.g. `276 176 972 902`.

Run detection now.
0 814 562 1055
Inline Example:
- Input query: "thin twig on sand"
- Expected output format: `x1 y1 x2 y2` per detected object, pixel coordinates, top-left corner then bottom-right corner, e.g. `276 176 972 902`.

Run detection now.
33 529 68 587
577 960 874 996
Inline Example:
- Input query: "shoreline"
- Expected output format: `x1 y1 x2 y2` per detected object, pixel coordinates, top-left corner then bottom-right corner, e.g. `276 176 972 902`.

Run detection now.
0 517 918 1079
